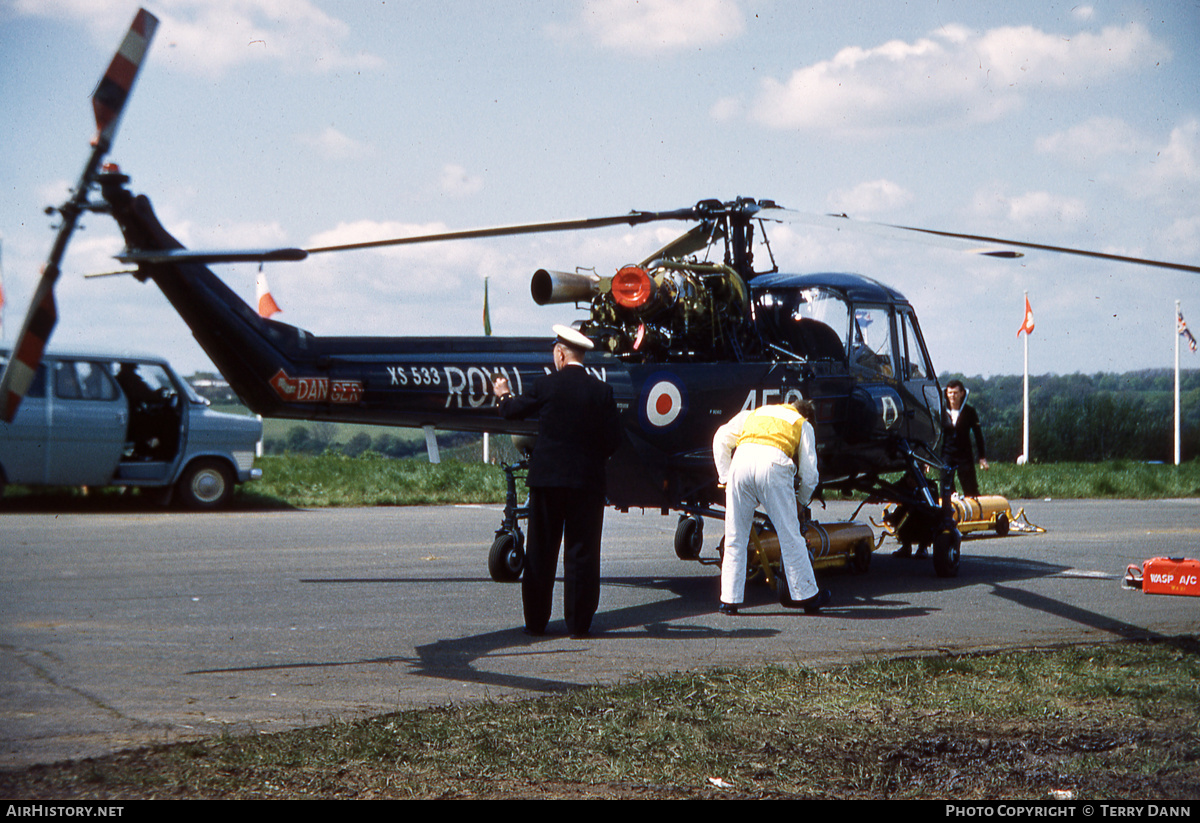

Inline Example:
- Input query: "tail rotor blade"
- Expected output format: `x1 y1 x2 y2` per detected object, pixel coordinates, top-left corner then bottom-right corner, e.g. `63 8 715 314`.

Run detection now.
0 8 158 423
0 275 57 422
92 8 158 146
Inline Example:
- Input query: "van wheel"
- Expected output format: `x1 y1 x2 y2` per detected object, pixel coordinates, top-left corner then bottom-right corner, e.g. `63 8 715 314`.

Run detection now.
177 459 234 510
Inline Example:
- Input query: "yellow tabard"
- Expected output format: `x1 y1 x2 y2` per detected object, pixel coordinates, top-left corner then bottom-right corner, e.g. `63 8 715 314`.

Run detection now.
736 404 806 457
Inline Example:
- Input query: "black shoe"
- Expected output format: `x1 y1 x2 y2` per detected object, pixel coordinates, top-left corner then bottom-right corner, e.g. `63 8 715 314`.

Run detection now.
718 602 740 615
799 588 831 614
914 545 929 558
522 626 545 637
892 544 913 558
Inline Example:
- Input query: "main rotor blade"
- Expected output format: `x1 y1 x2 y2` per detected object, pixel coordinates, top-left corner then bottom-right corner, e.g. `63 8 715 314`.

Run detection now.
639 224 718 267
755 207 1024 259
881 223 1200 275
758 206 1200 274
117 247 309 265
0 7 158 423
304 208 701 255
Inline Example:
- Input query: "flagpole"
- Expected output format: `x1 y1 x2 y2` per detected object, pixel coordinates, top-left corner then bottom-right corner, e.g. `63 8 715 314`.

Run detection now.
483 276 491 464
1020 290 1030 465
1176 299 1181 466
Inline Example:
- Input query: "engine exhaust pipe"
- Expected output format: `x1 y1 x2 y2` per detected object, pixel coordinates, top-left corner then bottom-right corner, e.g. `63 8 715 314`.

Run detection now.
531 269 604 305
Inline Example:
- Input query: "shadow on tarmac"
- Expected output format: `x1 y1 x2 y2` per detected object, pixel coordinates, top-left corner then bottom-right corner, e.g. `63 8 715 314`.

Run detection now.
190 542 1107 699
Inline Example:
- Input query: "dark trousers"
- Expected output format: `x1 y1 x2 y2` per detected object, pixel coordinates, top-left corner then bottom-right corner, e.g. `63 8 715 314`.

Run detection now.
944 460 980 497
524 486 605 635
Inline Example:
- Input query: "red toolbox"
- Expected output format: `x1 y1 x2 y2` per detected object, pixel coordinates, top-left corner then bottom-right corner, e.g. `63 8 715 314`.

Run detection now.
1125 557 1200 596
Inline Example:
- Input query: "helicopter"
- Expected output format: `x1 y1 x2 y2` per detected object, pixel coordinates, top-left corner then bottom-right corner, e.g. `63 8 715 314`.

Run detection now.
4 9 1198 585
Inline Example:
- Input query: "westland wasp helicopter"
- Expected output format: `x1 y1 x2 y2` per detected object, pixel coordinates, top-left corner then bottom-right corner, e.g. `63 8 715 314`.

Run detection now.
4 9 1198 585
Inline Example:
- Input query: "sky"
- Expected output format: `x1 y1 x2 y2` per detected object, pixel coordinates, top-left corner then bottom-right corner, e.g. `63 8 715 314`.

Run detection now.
1 0 1197 379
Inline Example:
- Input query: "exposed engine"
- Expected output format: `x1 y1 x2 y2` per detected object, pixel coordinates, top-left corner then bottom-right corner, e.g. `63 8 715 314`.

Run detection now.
530 258 756 362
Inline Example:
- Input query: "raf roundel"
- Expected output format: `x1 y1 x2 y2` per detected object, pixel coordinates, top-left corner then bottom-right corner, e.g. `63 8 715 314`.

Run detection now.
642 376 686 430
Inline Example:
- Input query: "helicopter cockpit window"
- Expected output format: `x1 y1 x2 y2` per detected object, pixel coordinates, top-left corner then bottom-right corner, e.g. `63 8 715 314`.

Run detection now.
898 310 933 381
752 287 849 361
851 306 894 378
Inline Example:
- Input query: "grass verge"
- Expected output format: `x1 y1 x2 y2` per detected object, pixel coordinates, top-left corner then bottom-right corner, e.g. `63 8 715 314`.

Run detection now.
2 456 1198 511
236 455 1200 508
244 452 509 507
2 637 1197 800
980 460 1200 500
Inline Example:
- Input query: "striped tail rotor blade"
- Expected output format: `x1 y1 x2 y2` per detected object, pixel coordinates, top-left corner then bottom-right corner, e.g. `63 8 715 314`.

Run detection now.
92 8 159 144
0 269 58 423
1 8 159 423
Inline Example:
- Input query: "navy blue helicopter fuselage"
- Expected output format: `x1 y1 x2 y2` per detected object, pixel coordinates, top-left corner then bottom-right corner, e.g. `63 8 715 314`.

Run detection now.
102 176 942 514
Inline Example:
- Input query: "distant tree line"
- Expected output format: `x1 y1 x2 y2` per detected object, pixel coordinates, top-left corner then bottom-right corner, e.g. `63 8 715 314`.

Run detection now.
199 368 1200 464
944 369 1200 463
263 423 480 459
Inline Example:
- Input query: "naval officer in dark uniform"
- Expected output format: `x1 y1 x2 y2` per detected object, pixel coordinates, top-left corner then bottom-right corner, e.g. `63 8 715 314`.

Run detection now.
942 379 989 497
492 325 622 637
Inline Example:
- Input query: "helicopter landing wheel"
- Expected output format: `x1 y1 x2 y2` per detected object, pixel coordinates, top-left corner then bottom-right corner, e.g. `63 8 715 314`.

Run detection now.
932 528 961 578
674 514 704 560
488 532 525 582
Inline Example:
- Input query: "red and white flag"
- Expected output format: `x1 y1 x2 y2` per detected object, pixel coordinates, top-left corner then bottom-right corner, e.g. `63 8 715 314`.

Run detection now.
1180 309 1198 353
1017 294 1035 337
256 271 281 318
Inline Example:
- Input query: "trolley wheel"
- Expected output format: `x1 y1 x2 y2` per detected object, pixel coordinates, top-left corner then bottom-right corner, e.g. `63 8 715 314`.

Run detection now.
932 528 962 578
674 514 704 560
994 512 1010 536
488 532 525 582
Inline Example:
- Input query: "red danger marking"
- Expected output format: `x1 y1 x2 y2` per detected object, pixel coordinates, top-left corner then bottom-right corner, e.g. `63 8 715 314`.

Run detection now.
270 370 362 404
330 380 363 404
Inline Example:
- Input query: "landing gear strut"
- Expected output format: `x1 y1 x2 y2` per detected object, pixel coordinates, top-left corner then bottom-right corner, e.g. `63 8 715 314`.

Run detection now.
489 459 529 582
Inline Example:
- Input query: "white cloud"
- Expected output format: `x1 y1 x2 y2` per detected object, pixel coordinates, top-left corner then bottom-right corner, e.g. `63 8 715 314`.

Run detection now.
1141 119 1200 191
1158 215 1200 259
35 179 74 208
709 96 742 122
748 22 1167 135
11 0 384 77
298 126 371 160
575 0 744 52
826 179 914 215
970 187 1089 229
1035 117 1147 160
1036 116 1200 220
186 219 290 250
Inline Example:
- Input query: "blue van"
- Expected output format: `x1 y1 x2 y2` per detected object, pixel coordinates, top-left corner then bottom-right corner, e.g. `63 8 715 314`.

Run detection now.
0 350 261 508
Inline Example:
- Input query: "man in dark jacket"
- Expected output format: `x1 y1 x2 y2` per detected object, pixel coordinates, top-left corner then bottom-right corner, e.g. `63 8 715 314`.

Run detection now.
492 325 622 637
942 379 989 497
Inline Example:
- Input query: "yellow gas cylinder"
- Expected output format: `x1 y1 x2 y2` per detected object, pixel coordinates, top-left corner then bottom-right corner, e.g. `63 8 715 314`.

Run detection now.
949 495 1013 535
748 518 875 579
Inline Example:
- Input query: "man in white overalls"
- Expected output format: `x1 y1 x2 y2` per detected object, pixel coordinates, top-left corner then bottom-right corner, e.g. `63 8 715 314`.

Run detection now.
713 401 831 615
